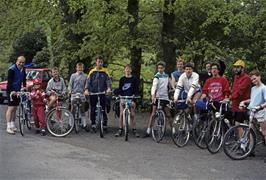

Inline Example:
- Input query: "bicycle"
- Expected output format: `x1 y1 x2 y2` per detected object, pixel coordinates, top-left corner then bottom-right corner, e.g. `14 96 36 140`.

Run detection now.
205 100 231 154
151 98 172 143
119 95 140 141
71 93 86 134
90 91 106 138
12 90 32 136
46 92 74 137
223 107 265 160
171 100 197 147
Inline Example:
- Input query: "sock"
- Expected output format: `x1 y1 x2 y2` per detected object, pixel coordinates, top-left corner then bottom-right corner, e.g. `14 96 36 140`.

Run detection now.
7 122 11 129
81 116 87 127
146 128 151 134
10 121 15 128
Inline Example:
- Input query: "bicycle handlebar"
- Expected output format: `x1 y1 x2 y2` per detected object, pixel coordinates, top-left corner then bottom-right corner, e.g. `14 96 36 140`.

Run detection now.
118 95 141 99
89 92 106 96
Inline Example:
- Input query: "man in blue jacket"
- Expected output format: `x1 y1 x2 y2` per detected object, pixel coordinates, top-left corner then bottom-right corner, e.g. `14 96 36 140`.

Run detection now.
85 56 112 132
6 56 26 134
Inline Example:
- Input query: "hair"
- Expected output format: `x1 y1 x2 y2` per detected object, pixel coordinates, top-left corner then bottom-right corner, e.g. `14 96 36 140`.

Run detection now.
205 61 211 66
176 56 184 63
96 55 104 61
249 69 261 77
52 67 59 72
210 62 220 70
156 61 166 67
184 62 194 69
124 64 132 69
76 62 84 67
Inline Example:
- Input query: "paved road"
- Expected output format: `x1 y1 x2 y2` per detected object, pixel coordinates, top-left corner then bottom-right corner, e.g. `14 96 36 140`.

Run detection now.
0 104 265 180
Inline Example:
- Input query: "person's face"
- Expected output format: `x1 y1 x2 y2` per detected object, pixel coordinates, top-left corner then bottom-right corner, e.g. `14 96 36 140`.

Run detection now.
211 65 219 76
125 66 132 76
185 67 193 77
157 65 165 74
250 75 261 86
206 63 211 72
176 61 184 70
96 59 103 68
52 70 59 78
16 56 26 69
76 65 84 74
233 66 243 75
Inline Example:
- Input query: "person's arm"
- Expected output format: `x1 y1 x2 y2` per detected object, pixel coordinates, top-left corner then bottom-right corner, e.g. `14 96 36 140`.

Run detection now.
151 77 158 102
171 73 176 89
6 69 15 94
68 74 73 93
187 73 199 99
231 76 251 100
201 80 209 99
174 75 183 101
22 69 26 88
61 78 67 93
46 79 52 95
106 73 112 92
223 78 230 99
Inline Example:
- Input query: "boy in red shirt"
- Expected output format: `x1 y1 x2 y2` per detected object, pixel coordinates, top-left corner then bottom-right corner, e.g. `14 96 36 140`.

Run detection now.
201 62 230 102
30 79 46 135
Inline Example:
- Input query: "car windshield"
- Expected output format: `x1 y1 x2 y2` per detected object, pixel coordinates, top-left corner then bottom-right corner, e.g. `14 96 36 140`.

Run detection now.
26 70 41 80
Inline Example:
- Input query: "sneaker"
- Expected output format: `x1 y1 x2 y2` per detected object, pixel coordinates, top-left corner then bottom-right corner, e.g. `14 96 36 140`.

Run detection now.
41 129 46 136
115 129 123 137
91 124 97 133
6 128 15 135
132 129 140 138
11 127 17 132
84 125 90 132
142 132 150 138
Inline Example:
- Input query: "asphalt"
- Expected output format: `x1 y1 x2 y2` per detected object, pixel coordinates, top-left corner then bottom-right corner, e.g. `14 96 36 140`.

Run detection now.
0 104 265 180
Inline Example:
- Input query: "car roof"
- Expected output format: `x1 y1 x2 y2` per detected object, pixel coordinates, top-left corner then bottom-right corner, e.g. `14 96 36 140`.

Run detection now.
26 68 50 71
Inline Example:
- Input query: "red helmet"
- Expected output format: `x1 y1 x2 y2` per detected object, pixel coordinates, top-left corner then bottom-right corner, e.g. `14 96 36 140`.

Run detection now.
33 78 42 85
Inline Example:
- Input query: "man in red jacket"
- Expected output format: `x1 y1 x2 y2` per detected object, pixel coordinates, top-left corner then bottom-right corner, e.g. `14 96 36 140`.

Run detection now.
231 59 252 125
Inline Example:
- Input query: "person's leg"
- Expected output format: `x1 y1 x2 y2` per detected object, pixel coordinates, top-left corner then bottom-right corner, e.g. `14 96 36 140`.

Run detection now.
48 95 56 109
100 95 108 127
89 95 97 127
260 121 266 142
6 106 16 134
37 106 46 135
10 106 17 131
130 102 139 137
115 103 124 137
143 105 156 137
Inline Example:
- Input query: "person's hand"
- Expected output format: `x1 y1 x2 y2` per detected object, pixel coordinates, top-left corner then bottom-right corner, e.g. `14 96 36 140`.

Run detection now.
151 96 156 104
106 88 112 96
255 105 263 111
239 101 246 110
186 98 193 105
51 90 55 95
84 89 89 96
10 91 16 96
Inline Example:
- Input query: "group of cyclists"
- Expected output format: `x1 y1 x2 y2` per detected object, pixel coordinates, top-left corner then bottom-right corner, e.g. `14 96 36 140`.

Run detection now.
5 55 266 156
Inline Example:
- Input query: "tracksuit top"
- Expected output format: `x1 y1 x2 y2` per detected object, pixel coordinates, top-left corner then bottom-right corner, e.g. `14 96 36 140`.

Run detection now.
68 72 87 94
7 64 26 94
151 72 169 100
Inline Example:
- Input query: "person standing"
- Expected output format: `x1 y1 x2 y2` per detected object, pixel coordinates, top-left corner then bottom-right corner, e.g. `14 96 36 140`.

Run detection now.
231 59 252 125
5 56 26 134
171 57 184 89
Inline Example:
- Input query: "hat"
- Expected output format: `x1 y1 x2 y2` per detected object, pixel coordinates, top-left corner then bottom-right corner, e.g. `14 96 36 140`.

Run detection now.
233 59 245 67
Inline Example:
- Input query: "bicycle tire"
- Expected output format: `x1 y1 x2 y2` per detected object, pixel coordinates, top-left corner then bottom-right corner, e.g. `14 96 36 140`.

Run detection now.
151 110 166 143
74 106 80 134
223 125 256 160
206 120 224 154
46 107 74 137
98 107 104 138
25 111 32 130
18 104 25 136
171 113 190 147
124 109 130 141
192 118 208 149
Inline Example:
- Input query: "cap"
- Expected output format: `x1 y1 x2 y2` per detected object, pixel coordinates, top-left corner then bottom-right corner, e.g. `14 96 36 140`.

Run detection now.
233 59 245 67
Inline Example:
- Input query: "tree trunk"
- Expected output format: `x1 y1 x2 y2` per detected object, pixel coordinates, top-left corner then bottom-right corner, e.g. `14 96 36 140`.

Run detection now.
128 0 142 79
160 0 176 74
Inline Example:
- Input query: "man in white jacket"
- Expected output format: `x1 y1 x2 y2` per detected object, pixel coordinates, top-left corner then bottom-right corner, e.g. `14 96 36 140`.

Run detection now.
143 61 171 138
174 62 201 106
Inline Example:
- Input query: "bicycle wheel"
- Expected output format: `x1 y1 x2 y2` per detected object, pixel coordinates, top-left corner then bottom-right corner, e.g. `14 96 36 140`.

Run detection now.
97 107 104 138
18 104 25 136
206 120 224 154
192 118 208 149
73 106 80 134
124 109 130 141
171 113 190 147
25 111 32 130
223 125 256 160
46 107 74 137
151 110 166 143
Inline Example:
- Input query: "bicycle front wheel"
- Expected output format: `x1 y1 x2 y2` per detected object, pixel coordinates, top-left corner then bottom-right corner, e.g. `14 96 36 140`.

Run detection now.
96 108 104 138
46 107 74 137
18 104 25 136
124 109 130 141
223 125 256 160
192 118 208 149
206 120 224 154
151 110 166 143
171 113 190 147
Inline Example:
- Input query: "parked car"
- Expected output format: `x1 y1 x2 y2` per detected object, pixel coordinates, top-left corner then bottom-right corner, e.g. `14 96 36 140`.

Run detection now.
0 68 51 104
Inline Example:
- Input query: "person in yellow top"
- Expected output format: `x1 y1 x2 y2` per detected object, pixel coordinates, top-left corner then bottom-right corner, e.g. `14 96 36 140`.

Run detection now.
84 56 112 132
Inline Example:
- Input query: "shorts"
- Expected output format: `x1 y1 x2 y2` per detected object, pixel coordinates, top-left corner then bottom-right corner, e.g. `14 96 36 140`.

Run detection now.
153 99 169 107
233 111 248 123
254 109 266 123
7 94 20 106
